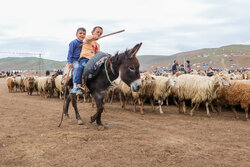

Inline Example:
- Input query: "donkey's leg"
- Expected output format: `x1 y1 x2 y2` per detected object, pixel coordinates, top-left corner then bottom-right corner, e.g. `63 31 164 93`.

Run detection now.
90 95 104 125
70 93 84 125
63 94 71 117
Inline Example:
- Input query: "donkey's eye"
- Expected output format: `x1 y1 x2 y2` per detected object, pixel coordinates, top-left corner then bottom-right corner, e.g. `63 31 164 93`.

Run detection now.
129 66 135 71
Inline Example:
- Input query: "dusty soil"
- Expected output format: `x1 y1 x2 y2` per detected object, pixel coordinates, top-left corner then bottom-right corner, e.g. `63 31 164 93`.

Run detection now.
0 78 249 167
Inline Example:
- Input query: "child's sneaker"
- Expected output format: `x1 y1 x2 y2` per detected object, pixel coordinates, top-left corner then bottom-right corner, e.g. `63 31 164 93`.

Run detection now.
76 88 82 95
70 87 77 94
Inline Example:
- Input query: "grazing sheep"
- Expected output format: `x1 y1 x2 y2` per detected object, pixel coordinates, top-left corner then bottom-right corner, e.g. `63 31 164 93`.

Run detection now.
24 77 35 95
176 74 231 117
6 77 15 93
216 80 250 121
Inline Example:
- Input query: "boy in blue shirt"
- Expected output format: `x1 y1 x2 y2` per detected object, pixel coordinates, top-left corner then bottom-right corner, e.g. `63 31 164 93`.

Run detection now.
67 27 86 93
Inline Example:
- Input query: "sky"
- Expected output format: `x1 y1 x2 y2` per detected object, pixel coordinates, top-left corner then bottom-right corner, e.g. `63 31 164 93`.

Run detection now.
0 0 250 61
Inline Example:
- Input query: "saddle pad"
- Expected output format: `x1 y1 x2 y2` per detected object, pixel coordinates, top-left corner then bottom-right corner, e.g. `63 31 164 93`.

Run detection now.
83 52 110 84
62 63 73 86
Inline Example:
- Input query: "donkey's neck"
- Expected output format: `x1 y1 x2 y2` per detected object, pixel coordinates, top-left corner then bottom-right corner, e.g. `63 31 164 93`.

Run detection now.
108 55 124 81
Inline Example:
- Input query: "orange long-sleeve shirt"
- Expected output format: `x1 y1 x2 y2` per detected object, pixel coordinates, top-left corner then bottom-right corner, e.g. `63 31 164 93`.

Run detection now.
79 35 100 59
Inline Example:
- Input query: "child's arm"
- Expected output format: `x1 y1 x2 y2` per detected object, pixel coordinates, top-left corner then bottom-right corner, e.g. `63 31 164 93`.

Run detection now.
84 35 99 43
84 35 94 43
67 42 74 67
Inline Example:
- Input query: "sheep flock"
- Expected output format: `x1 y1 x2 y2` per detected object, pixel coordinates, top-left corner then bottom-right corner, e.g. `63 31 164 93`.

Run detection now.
4 70 250 121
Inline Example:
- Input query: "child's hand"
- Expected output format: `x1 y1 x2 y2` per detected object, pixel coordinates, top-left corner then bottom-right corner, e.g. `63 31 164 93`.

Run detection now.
68 64 73 69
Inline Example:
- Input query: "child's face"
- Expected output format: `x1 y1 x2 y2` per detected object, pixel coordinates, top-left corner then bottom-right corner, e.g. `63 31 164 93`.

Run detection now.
92 28 103 38
76 30 86 42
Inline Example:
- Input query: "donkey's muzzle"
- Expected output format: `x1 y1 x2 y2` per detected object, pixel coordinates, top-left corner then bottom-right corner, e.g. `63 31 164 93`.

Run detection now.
130 79 142 92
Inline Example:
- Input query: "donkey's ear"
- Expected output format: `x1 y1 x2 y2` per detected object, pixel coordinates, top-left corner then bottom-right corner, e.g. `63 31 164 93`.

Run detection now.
128 42 142 58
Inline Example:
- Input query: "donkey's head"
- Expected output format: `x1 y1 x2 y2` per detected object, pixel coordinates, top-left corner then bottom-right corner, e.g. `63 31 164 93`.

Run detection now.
118 43 142 92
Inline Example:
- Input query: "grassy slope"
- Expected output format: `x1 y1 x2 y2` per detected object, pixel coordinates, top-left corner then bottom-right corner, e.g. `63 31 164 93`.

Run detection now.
0 44 249 71
138 44 250 70
0 57 66 71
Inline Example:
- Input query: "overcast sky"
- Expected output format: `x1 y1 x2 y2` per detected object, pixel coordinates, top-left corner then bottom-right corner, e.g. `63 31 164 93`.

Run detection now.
0 0 249 61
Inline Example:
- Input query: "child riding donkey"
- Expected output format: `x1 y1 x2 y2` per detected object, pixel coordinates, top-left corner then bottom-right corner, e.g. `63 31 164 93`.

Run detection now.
71 26 103 94
66 27 86 93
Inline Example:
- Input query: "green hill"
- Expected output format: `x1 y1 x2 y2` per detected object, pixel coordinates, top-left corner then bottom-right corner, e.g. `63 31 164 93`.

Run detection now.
0 57 66 71
138 44 250 71
0 44 249 72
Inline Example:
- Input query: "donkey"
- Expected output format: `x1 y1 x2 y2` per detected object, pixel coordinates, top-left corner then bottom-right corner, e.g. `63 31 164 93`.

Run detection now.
60 43 142 126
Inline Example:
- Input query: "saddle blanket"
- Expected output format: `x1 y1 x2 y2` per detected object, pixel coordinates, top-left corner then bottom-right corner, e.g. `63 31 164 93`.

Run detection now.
83 52 110 84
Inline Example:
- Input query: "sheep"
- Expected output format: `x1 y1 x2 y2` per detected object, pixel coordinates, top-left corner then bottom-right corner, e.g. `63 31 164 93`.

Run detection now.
37 76 56 98
6 77 15 93
176 74 231 117
131 73 178 115
152 76 179 114
33 76 39 95
131 72 156 114
55 75 65 99
216 80 250 121
14 76 25 92
118 80 133 109
24 76 35 95
242 71 250 80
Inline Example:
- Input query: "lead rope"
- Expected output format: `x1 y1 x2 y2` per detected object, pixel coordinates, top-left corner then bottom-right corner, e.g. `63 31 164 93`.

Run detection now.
104 58 121 87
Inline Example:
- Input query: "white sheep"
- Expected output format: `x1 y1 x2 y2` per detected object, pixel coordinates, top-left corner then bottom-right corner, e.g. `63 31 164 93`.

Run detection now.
176 74 230 116
55 75 65 99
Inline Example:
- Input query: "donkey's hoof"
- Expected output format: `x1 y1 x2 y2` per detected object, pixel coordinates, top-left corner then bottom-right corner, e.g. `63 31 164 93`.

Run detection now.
77 119 84 125
64 113 70 118
97 121 103 126
90 117 95 124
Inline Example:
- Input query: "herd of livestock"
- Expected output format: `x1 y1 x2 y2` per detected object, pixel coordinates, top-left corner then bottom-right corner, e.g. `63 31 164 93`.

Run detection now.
4 70 250 121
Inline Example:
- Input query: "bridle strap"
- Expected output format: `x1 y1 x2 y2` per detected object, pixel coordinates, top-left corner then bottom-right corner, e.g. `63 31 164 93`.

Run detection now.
104 57 121 87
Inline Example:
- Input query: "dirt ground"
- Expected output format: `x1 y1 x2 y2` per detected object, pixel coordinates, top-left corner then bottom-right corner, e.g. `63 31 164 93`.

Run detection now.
0 78 249 167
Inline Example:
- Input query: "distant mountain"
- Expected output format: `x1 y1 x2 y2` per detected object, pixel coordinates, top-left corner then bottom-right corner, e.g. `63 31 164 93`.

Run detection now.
0 57 66 71
137 44 250 71
0 44 249 72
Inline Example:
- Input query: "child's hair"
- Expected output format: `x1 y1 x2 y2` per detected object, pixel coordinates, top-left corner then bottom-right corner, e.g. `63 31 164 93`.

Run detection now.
92 26 103 33
76 27 86 34
187 60 190 63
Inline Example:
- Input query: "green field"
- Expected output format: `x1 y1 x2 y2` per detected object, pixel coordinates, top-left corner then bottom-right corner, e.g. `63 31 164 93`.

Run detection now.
1 44 250 71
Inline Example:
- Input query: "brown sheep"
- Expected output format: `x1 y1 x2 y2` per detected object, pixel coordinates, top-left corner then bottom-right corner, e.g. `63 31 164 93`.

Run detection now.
24 77 35 95
6 77 15 93
216 80 250 121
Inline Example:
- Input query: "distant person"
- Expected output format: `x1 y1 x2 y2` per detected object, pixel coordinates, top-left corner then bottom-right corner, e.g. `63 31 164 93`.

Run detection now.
186 60 191 73
46 70 50 76
67 27 87 93
172 60 179 74
207 67 214 77
179 64 186 74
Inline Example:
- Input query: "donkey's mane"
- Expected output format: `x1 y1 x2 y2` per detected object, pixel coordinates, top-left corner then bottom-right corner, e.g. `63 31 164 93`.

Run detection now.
113 49 129 58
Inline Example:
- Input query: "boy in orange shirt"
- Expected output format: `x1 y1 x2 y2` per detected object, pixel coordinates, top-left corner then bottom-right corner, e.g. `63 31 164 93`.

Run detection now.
71 26 103 94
